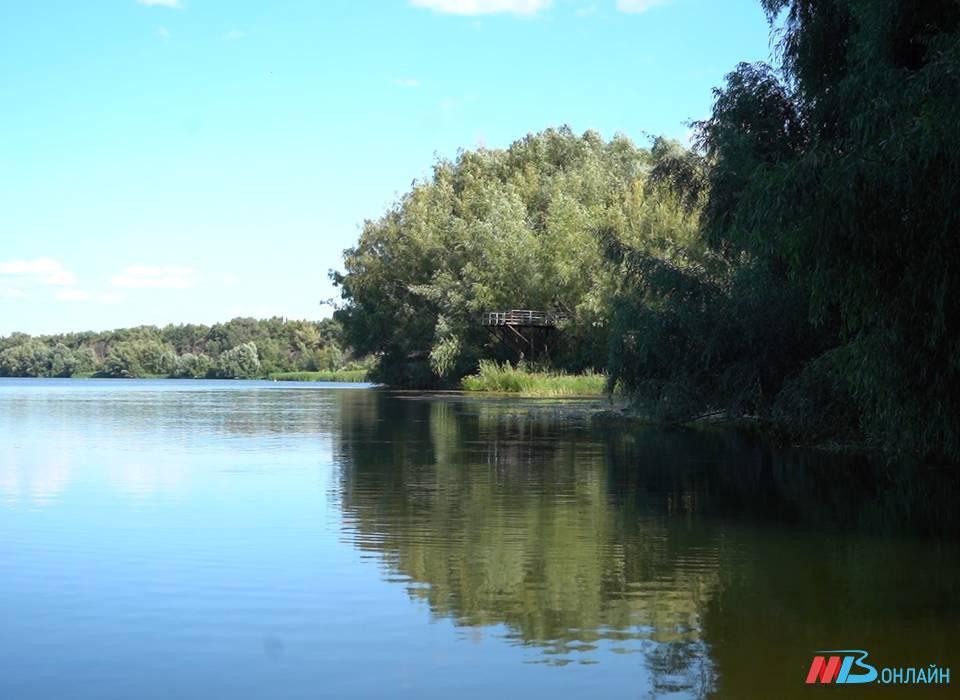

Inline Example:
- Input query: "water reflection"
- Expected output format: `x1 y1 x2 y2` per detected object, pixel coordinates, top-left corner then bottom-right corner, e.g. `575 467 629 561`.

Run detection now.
335 392 960 698
1 381 957 699
0 379 358 507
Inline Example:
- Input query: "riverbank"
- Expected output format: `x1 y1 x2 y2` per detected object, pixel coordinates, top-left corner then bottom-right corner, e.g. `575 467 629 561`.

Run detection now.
465 384 879 457
269 370 368 382
460 361 607 398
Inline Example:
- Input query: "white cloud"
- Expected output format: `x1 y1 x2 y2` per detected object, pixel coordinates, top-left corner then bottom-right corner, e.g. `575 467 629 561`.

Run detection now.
393 78 421 88
109 265 198 289
411 0 551 15
137 0 183 8
0 258 75 286
55 290 125 304
55 290 92 302
0 287 26 300
225 29 246 41
617 0 671 13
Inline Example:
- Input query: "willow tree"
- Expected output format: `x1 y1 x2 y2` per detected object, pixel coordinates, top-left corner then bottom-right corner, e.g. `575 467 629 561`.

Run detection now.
332 127 698 387
693 0 960 457
606 1 960 456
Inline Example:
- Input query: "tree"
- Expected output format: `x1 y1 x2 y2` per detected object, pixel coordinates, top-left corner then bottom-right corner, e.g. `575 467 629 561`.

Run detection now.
48 343 93 377
693 0 960 458
214 342 261 379
0 341 51 377
0 317 351 379
332 127 681 387
310 344 343 371
103 341 146 378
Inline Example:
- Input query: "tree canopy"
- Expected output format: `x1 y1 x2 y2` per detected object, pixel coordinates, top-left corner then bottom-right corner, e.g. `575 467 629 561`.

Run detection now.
0 317 347 379
332 127 698 387
691 0 960 457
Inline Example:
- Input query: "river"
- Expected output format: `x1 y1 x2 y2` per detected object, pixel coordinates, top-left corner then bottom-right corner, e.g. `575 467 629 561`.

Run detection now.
0 379 956 698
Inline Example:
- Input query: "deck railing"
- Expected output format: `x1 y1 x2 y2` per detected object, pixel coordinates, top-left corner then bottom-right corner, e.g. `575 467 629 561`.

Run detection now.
481 310 571 327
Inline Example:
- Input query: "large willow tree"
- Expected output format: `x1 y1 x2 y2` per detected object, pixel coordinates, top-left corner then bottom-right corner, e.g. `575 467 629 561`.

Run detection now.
606 1 960 459
332 127 697 387
701 0 959 457
715 0 960 458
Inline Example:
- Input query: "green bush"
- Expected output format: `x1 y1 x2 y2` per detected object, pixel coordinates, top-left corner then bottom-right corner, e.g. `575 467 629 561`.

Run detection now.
269 369 369 383
461 360 607 397
214 342 261 379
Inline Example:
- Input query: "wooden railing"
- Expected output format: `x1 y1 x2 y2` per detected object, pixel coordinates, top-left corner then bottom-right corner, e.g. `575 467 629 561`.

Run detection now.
480 310 571 327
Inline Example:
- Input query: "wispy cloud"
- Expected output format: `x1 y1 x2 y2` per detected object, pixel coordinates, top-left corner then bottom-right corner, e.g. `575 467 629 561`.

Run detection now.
617 0 671 13
0 258 75 286
157 26 171 39
56 290 123 303
576 4 598 17
411 0 552 16
137 0 183 8
0 287 26 300
393 78 421 88
224 29 246 41
109 265 198 289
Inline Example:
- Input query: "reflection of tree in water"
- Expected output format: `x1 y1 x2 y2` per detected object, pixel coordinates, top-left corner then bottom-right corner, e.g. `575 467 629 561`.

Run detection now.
334 393 723 694
334 392 960 696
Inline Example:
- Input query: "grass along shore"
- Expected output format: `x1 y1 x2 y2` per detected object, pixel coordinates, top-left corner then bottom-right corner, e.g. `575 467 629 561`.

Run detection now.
460 361 607 397
269 369 369 382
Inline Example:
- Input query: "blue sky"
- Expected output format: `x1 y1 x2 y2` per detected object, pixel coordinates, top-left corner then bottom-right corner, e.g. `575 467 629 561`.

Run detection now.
1 0 772 336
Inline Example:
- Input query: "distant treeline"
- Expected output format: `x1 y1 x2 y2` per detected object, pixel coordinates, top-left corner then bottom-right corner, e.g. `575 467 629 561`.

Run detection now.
333 0 960 461
0 317 361 379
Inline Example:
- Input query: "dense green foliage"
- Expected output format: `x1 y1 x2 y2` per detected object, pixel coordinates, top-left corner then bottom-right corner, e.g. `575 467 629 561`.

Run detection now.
269 369 369 383
0 339 96 378
332 127 697 387
333 1 960 461
0 317 349 379
212 341 261 379
606 0 960 459
460 360 606 397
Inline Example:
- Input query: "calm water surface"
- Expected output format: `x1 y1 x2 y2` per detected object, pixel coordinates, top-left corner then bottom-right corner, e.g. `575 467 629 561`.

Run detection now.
0 378 957 698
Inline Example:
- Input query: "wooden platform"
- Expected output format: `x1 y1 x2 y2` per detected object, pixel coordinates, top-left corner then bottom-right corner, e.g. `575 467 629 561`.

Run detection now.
480 309 570 360
481 310 570 327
